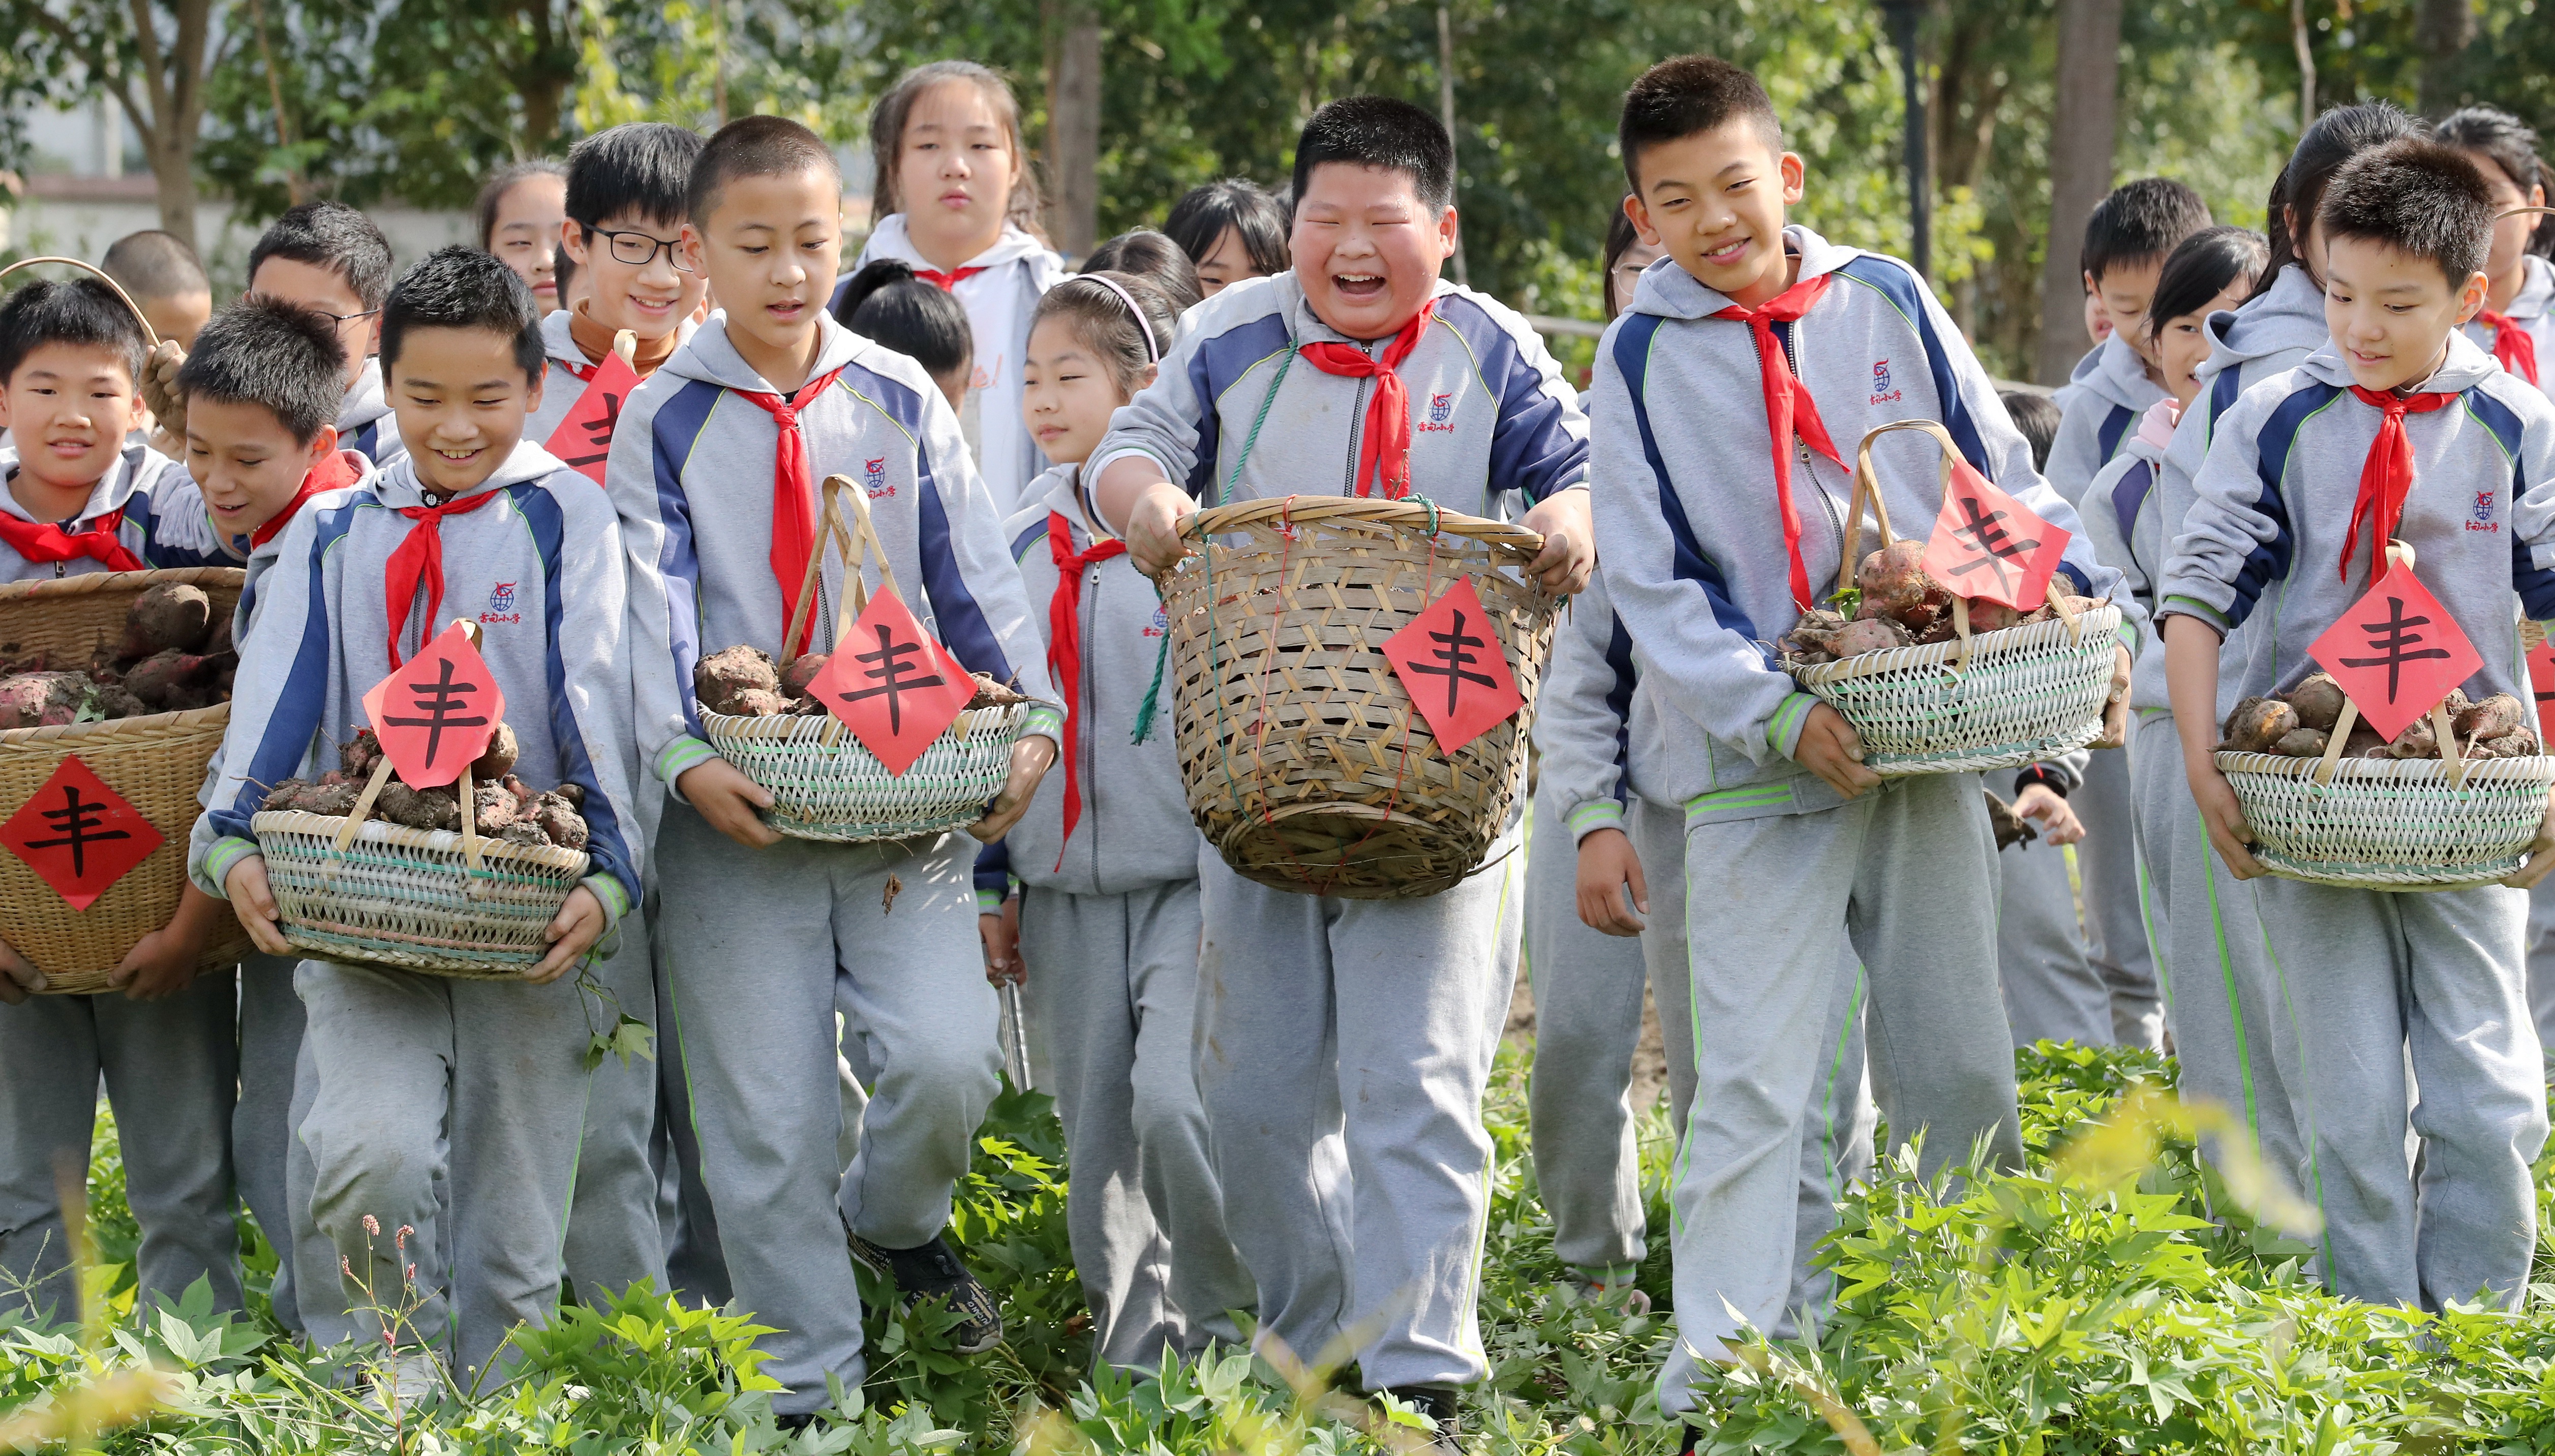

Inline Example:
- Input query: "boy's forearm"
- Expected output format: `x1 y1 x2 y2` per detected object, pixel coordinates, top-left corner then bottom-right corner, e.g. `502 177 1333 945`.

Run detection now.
2163 616 2226 765
163 882 226 946
1091 455 1178 537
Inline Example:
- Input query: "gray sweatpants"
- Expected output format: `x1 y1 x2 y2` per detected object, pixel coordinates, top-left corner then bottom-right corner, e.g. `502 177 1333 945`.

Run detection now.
296 958 592 1379
2526 879 2555 1068
2253 877 2546 1309
234 951 304 1330
561 925 665 1300
2128 714 2304 1185
0 973 240 1322
1194 834 1523 1391
655 802 999 1415
1662 773 2019 1408
1993 767 2112 1047
2076 749 2165 1049
1019 879 1253 1372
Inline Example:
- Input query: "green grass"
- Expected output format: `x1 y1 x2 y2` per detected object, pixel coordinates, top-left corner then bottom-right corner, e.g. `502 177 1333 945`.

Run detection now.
8 1042 2555 1452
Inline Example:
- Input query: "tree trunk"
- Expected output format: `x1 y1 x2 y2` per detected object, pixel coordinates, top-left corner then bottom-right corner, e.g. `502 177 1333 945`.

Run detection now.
2417 0 2475 118
2033 0 2122 385
150 131 198 252
2291 0 2315 133
1045 1 1101 258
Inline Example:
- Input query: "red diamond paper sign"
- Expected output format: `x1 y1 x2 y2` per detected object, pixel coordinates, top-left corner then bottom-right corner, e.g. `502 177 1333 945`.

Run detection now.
809 587 975 776
2529 637 2555 735
3 755 163 910
1380 577 1526 755
542 349 640 485
360 621 506 789
1920 459 2070 611
2309 559 2482 744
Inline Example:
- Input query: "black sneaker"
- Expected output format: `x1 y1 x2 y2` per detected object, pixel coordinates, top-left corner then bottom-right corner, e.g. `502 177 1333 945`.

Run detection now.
1373 1384 1462 1451
846 1230 1004 1355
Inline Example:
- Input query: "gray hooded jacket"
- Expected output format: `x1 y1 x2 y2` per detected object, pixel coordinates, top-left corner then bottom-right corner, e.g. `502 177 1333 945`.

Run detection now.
2046 332 2166 509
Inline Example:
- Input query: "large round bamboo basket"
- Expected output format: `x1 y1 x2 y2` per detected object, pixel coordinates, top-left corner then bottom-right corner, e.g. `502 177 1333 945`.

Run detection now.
0 569 250 993
1158 496 1559 900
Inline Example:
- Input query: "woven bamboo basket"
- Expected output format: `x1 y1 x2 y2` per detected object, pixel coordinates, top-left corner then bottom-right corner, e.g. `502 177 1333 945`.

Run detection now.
2215 751 2555 889
1 568 251 994
251 810 591 976
1789 420 2123 776
698 473 1024 844
1158 495 1560 900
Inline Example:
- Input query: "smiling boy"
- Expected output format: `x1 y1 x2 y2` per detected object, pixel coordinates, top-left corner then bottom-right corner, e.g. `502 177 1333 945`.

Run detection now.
193 246 641 1402
1583 57 2132 1428
609 115 1061 1422
528 122 708 450
2163 138 2555 1312
245 203 404 467
1091 95 1592 1446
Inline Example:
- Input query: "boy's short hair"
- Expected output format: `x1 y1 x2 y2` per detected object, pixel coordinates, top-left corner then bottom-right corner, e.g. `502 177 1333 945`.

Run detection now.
1999 390 2062 473
1291 96 1455 213
100 229 208 303
567 123 705 233
832 259 972 379
176 297 350 446
0 277 149 386
249 201 396 309
2318 138 2495 289
687 115 841 226
2080 178 2212 282
379 245 546 381
1618 55 1782 193
1081 229 1203 313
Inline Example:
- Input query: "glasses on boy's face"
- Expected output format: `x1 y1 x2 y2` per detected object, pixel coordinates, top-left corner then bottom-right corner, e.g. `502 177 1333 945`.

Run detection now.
588 227 694 272
309 307 381 327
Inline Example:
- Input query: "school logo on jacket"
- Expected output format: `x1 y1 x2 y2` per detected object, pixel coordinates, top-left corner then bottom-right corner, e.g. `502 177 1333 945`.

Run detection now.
481 581 522 626
1870 360 1902 405
2470 489 2501 533
1416 390 1457 433
1144 604 1168 639
864 456 894 499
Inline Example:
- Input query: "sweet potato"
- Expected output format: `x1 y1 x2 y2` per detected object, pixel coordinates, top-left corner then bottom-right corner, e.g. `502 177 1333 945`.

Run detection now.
2343 725 2389 759
341 727 384 780
2453 693 2525 742
0 671 99 728
1830 616 1915 658
551 782 584 810
780 653 830 699
262 778 309 811
695 645 780 715
376 781 461 831
1856 541 1943 623
496 820 550 846
470 721 519 782
2286 672 2345 732
2472 728 2545 759
297 780 361 817
532 793 588 850
2221 697 2297 753
1776 609 1849 660
2388 715 2439 759
967 673 1030 708
1961 599 2023 634
2271 728 2329 758
123 650 223 712
94 685 148 720
118 582 212 660
729 687 789 717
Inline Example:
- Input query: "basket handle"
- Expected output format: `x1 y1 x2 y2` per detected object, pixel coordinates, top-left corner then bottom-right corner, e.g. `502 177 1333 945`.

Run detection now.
1839 419 1963 599
0 257 162 348
784 474 904 656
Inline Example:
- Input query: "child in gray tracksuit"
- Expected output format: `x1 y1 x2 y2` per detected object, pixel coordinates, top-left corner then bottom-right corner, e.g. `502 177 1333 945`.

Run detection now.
1086 98 1593 1429
1527 565 1871 1327
192 247 644 1387
1587 58 2132 1411
608 118 1061 1418
2162 139 2555 1310
976 272 1253 1373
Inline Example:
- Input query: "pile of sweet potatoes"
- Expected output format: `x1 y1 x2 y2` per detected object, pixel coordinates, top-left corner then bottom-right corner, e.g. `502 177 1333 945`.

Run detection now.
0 582 238 728
2219 672 2543 760
1774 543 2098 667
259 725 590 849
692 643 1026 718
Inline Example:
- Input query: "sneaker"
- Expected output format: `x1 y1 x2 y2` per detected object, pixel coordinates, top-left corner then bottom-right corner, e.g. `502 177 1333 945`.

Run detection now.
1559 1265 1654 1316
847 1229 1004 1354
1372 1384 1462 1453
361 1350 441 1414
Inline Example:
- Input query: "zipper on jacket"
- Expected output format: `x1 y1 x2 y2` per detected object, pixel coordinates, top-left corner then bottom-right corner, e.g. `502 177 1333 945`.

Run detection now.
1080 558 1102 885
1777 323 1849 587
1343 374 1372 496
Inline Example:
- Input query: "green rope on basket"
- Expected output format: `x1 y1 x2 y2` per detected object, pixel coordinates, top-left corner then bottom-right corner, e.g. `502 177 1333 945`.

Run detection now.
1132 346 1293 747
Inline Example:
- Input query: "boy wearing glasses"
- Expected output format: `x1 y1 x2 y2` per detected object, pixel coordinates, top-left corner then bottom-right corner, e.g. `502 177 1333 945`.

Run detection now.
244 203 402 465
530 123 711 444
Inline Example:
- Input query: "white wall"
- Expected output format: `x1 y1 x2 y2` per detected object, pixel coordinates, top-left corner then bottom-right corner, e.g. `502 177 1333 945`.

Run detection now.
2 184 472 296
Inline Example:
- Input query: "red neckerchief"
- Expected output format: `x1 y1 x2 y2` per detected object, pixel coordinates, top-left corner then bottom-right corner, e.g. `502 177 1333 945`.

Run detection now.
2341 384 2458 583
732 366 849 656
250 450 364 550
382 487 504 667
1045 512 1127 870
2476 308 2540 387
1716 272 1844 613
0 508 144 572
915 266 988 292
1297 301 1436 499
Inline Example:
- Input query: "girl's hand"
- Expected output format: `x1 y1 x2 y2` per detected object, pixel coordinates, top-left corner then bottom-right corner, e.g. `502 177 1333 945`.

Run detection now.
1573 826 1648 936
2185 758 2264 879
2012 783 2083 846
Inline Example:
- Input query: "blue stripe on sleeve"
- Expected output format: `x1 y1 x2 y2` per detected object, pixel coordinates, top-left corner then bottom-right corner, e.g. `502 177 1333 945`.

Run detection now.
1435 295 1589 506
1011 517 1049 563
1184 313 1293 503
2465 385 2526 460
848 360 1018 681
2470 387 2555 617
974 838 1012 895
2206 366 2244 444
2113 459 2156 556
650 378 721 739
1836 255 1990 472
2225 382 2339 629
2097 404 2133 467
1615 314 1767 664
1601 612 1637 802
208 501 358 843
512 482 640 908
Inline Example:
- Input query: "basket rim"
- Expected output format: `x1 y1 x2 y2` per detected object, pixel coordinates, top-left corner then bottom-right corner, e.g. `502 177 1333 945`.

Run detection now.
0 566 247 607
252 809 592 874
1185 495 1546 566
2215 749 2555 784
0 700 231 748
697 697 1029 741
1790 602 2123 687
